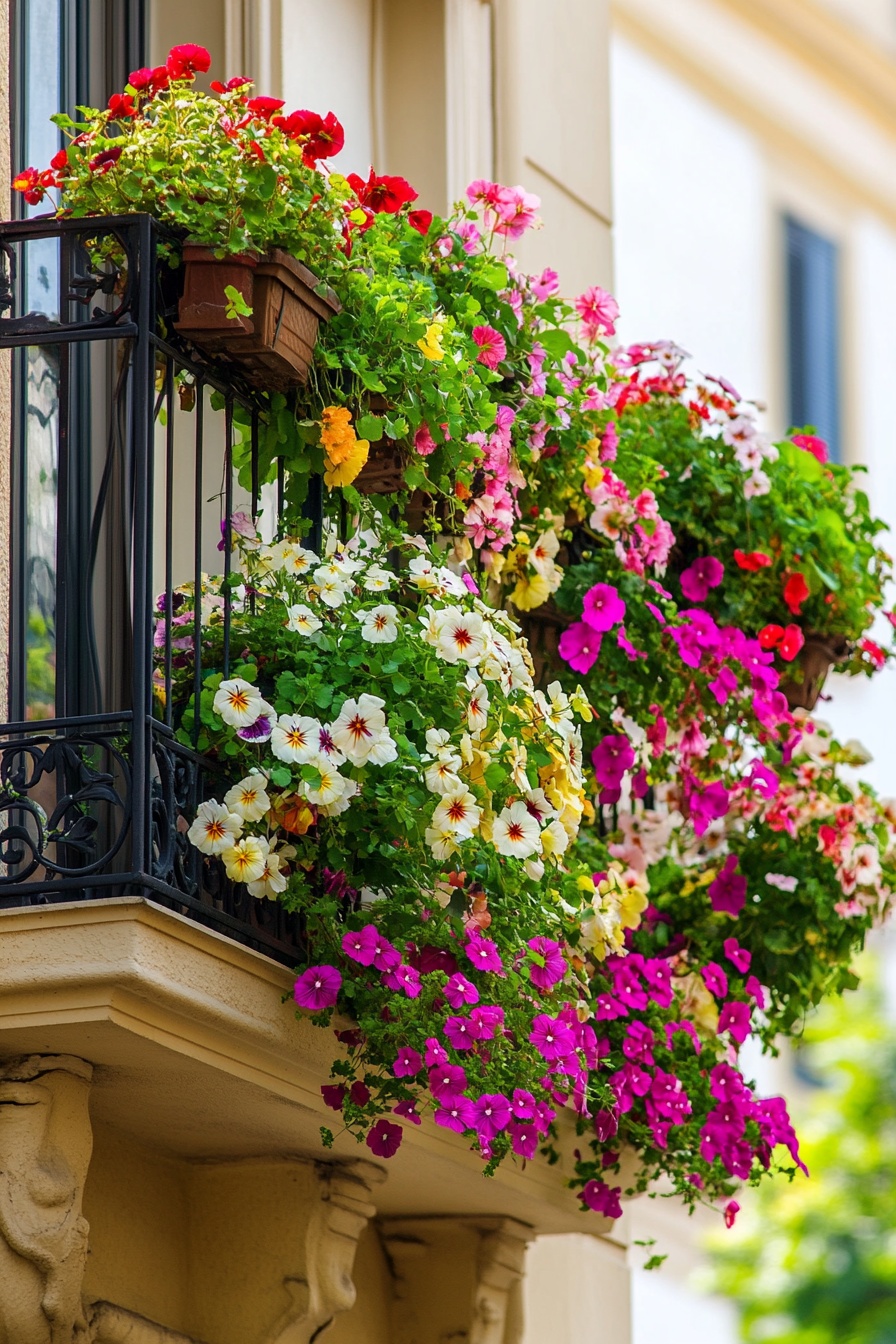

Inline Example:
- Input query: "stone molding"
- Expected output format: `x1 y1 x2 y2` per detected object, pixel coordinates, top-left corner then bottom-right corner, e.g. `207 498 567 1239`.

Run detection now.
0 1053 94 1344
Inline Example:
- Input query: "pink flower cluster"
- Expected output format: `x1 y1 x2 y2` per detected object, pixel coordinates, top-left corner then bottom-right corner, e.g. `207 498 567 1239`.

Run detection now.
701 1062 806 1179
467 180 542 239
463 405 522 551
585 469 675 577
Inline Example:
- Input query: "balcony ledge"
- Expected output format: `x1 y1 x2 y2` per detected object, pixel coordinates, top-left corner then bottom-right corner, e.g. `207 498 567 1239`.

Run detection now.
0 896 617 1238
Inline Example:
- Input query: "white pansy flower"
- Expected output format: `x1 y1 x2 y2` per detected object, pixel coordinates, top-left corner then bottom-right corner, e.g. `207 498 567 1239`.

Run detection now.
425 760 463 795
524 857 545 882
425 824 459 861
360 604 399 644
466 681 490 733
330 694 397 766
223 774 270 822
435 609 488 665
362 565 394 592
286 604 322 635
319 776 359 817
431 788 481 838
529 529 560 576
277 542 319 576
271 714 323 764
315 723 346 766
492 801 542 858
425 728 452 753
213 678 263 728
508 741 529 790
187 800 243 854
222 835 269 885
408 556 441 591
523 788 558 822
315 575 350 608
247 842 295 899
300 759 348 807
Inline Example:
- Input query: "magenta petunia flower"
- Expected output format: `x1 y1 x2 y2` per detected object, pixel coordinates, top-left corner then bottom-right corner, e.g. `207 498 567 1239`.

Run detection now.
701 962 729 999
365 1118 404 1158
594 1109 619 1142
469 1004 505 1040
383 963 422 998
349 1081 371 1106
582 582 626 632
558 621 601 673
679 555 725 602
424 1037 448 1067
591 734 635 789
434 1095 476 1133
723 938 751 974
444 973 480 1009
511 1122 539 1159
342 925 379 966
320 1084 346 1111
579 1178 623 1218
526 936 566 990
511 1088 537 1120
392 1047 424 1078
472 324 507 370
718 1000 752 1044
428 1063 468 1103
528 1014 576 1062
393 1099 421 1125
464 935 503 974
443 1015 482 1051
473 1092 512 1141
687 779 731 837
708 854 747 916
294 965 341 1011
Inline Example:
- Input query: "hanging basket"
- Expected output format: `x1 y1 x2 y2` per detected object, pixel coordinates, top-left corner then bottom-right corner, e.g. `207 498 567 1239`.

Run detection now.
781 636 847 711
174 244 340 390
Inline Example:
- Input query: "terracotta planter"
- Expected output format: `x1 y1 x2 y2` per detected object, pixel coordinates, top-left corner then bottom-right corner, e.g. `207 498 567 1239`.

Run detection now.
174 244 340 390
781 636 847 711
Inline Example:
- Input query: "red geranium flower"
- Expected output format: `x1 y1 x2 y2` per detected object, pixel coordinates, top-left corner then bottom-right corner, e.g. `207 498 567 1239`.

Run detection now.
783 572 810 615
166 43 211 79
247 96 285 118
274 109 345 163
210 75 252 93
408 209 433 236
88 146 123 175
347 168 418 214
733 549 772 571
758 624 784 651
860 638 887 670
50 148 69 172
107 92 137 120
779 624 805 661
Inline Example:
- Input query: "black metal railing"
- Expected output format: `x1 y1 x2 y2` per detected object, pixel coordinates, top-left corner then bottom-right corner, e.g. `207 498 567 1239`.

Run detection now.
0 214 306 965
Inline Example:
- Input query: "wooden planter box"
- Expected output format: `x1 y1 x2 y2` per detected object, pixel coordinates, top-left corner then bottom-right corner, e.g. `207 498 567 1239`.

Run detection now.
174 245 340 390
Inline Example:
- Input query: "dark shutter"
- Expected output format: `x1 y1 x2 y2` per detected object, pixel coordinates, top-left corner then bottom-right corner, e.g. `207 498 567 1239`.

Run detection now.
785 215 842 462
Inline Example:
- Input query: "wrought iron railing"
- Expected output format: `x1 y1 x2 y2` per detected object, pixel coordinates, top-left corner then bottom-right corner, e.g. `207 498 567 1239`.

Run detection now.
0 214 308 965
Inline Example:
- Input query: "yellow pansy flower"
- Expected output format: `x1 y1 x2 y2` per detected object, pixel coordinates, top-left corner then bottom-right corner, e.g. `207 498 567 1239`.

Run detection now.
417 321 446 362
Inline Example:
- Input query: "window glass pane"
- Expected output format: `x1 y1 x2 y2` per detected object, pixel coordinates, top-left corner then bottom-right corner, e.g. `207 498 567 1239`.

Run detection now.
785 215 841 462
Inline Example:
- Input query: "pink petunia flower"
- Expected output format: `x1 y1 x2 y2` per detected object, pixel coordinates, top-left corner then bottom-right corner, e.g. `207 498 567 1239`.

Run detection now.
294 965 342 1011
582 582 626 632
365 1118 404 1158
575 286 619 341
680 556 725 603
558 621 602 673
472 325 507 370
393 1047 424 1078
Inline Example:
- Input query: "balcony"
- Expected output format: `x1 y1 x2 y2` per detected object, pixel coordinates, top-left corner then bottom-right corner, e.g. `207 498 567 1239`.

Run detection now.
0 213 308 965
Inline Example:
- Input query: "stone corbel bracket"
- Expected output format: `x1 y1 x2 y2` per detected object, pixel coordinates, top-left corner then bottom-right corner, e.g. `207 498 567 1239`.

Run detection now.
264 1158 386 1344
0 1053 94 1344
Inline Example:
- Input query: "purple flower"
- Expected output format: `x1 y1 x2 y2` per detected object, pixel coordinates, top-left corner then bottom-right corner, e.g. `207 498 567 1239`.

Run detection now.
236 713 273 742
594 1108 619 1142
723 938 751 974
580 1179 623 1218
680 555 724 602
464 935 503 974
718 1000 752 1044
594 991 627 1020
473 1092 512 1141
383 963 422 998
609 1062 652 1112
393 1099 421 1125
365 1118 403 1158
642 958 674 1007
444 973 480 1009
665 1021 702 1054
701 962 729 999
511 1122 539 1159
470 1005 505 1040
708 854 747 916
429 1063 468 1103
443 1015 482 1051
321 1084 346 1111
461 570 480 596
434 1096 476 1133
511 1088 537 1120
526 936 566 991
709 665 739 706
745 975 766 1008
424 1037 448 1067
622 1020 655 1066
294 965 342 1011
611 962 648 1012
349 1081 371 1106
591 735 635 789
342 925 380 967
745 758 779 798
392 1047 424 1078
528 1014 576 1062
558 621 602 673
617 627 647 661
582 582 626 632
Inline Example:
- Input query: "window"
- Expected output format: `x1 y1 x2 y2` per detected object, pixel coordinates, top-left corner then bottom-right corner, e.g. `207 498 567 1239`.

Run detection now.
784 215 841 462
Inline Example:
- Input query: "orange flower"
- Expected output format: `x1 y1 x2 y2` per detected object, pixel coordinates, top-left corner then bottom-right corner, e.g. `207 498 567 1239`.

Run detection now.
271 793 316 835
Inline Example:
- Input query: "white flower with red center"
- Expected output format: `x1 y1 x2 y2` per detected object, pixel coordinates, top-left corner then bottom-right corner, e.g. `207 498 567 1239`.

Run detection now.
223 773 270 822
564 730 584 788
187 800 243 854
425 757 463 795
271 714 323 764
300 759 349 807
466 680 490 733
362 565 394 592
424 823 459 861
492 801 542 858
286 604 322 635
434 609 488 665
222 835 269 884
508 741 529 790
330 694 397 766
529 529 560 576
523 788 558 823
425 728 452 753
247 842 295 899
408 556 442 592
849 842 881 887
721 415 758 450
319 776 359 817
277 542 319 576
213 677 264 728
360 604 399 644
432 787 481 839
